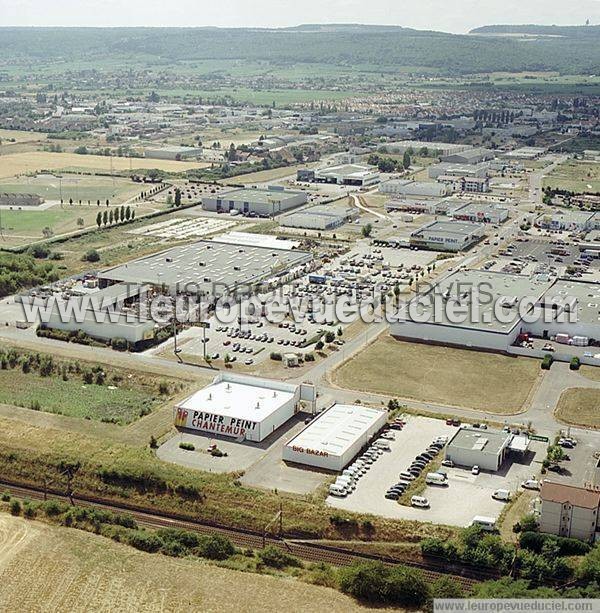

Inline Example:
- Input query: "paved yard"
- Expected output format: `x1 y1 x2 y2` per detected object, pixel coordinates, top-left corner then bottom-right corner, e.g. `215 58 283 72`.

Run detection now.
327 415 546 527
157 414 329 494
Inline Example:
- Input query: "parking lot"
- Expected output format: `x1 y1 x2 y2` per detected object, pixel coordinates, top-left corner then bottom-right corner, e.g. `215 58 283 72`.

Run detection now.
542 429 600 487
327 415 546 527
483 236 600 281
157 414 329 494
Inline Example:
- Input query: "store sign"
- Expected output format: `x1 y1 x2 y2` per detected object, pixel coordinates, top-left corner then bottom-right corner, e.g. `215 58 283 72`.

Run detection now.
175 408 257 437
290 445 329 458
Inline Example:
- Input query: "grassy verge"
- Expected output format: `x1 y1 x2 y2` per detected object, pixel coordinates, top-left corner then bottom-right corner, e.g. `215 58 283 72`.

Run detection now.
332 337 541 413
555 388 600 429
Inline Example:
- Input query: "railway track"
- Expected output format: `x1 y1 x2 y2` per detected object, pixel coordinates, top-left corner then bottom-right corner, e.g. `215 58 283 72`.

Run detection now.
0 479 494 590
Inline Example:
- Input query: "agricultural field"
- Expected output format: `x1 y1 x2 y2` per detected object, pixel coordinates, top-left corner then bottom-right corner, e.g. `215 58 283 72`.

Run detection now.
555 388 600 429
332 337 541 413
0 128 48 144
0 369 158 424
0 174 141 203
0 151 209 178
0 199 167 248
543 159 600 194
0 514 370 613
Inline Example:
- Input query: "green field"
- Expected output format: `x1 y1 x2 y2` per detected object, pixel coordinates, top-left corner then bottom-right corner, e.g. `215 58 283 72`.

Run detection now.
0 369 159 424
543 160 600 193
0 175 140 203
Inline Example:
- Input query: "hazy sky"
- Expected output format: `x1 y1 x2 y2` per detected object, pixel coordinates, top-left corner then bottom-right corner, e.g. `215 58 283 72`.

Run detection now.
1 0 599 33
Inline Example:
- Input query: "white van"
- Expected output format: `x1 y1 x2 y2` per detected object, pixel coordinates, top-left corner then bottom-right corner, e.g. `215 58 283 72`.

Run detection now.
471 516 496 531
492 489 511 502
374 439 391 451
425 472 448 486
336 477 355 491
329 484 348 497
411 496 430 508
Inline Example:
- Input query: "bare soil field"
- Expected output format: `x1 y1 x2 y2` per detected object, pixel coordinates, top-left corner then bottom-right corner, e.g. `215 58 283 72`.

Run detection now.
0 514 372 612
332 336 541 413
0 151 209 178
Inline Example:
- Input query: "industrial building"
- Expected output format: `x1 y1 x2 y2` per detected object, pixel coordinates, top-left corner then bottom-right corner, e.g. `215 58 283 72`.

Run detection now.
98 239 312 298
445 428 514 472
144 145 203 161
38 282 158 347
539 481 600 542
441 148 495 165
451 201 508 224
202 186 307 216
299 164 380 186
428 162 489 180
282 404 387 471
174 373 306 442
502 147 546 160
391 269 554 351
535 211 596 232
379 179 451 198
383 141 470 157
409 220 486 252
385 199 447 215
279 205 357 230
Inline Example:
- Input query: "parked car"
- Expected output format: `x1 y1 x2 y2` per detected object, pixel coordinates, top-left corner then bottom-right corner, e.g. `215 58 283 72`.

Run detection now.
492 489 511 501
471 465 480 475
411 496 430 508
399 472 416 481
521 479 541 490
385 491 400 500
441 459 454 468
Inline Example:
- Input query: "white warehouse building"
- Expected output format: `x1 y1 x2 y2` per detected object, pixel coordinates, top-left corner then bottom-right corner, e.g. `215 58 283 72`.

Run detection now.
282 404 388 471
379 179 451 198
202 186 307 216
174 373 313 442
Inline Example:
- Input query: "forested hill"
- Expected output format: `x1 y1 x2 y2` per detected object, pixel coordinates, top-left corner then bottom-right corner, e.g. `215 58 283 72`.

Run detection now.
1 25 599 75
470 24 600 39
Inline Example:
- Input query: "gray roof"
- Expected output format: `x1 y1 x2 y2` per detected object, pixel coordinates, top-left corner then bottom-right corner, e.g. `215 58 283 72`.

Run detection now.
98 240 312 295
213 187 304 205
448 428 512 456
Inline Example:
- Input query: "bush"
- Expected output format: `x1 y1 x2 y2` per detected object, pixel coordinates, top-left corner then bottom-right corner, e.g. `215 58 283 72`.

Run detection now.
570 357 581 370
110 338 128 351
82 249 100 263
1 491 11 502
270 352 282 361
196 535 236 560
126 530 163 553
9 499 21 516
179 442 195 451
304 353 315 362
541 354 553 370
257 545 301 569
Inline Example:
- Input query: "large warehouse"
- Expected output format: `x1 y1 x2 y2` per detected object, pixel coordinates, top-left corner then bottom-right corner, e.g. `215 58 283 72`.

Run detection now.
445 428 514 472
409 220 486 252
451 201 509 224
379 179 451 198
282 403 387 471
202 186 307 216
391 269 554 351
311 164 380 186
174 373 305 442
279 205 357 230
98 239 312 298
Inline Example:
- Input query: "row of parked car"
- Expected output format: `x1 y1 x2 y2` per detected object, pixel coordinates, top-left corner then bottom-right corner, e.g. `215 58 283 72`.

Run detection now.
329 436 394 497
385 436 449 503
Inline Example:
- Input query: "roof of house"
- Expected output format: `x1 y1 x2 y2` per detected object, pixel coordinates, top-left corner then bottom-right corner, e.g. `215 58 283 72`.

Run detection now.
541 481 600 509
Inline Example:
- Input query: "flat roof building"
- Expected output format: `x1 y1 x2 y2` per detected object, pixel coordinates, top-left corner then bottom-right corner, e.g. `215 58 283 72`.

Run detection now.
313 164 380 186
445 427 513 472
410 220 486 252
379 179 451 198
535 211 596 232
383 141 470 157
452 201 509 224
391 269 554 352
441 148 495 165
98 239 312 298
202 187 307 217
175 373 303 442
283 403 387 471
280 205 357 230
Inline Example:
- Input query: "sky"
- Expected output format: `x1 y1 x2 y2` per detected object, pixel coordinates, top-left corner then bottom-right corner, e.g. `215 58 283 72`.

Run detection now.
1 0 599 33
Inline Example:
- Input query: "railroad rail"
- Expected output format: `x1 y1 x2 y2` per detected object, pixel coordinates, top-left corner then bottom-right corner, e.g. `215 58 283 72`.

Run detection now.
0 478 498 590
